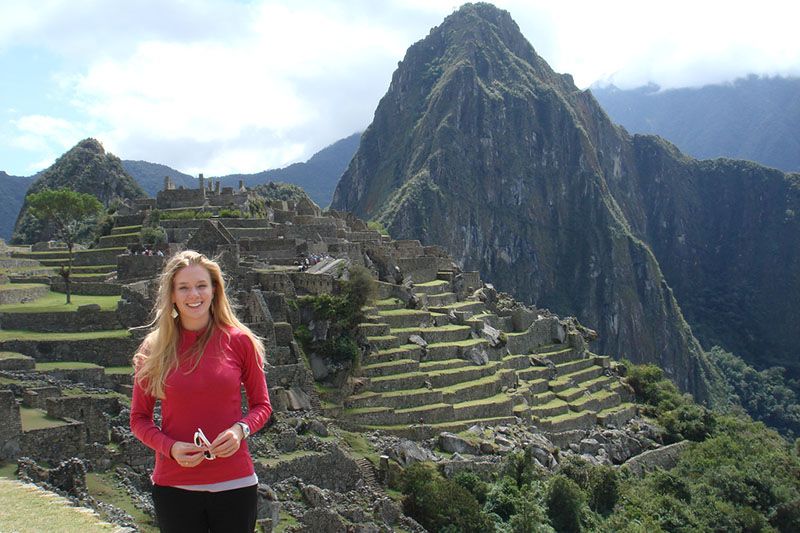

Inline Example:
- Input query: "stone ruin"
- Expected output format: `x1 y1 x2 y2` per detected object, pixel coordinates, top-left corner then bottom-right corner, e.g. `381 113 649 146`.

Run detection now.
0 182 676 532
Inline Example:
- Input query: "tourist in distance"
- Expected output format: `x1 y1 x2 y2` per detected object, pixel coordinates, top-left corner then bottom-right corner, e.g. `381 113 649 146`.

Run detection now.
130 250 271 532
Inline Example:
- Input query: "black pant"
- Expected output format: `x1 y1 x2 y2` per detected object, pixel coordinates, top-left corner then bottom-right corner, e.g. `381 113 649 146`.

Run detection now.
151 483 257 533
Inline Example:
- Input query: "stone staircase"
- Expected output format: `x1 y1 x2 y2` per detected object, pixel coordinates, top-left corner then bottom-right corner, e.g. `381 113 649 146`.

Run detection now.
339 273 636 437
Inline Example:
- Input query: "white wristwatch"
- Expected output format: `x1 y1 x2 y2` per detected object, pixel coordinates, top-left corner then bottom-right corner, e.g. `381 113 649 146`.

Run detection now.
236 421 251 439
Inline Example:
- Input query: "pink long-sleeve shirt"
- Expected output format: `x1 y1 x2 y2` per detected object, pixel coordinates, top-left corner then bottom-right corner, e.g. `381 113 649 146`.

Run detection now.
130 325 271 486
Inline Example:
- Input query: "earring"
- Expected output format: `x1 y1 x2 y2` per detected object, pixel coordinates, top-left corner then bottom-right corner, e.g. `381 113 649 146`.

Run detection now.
171 305 179 319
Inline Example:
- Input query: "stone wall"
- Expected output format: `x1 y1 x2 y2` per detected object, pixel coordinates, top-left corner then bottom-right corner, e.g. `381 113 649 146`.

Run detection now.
0 337 138 366
21 420 85 462
0 310 121 332
49 281 122 296
288 272 334 295
397 256 439 284
46 396 112 444
0 390 22 460
70 248 125 266
0 285 50 305
156 188 206 209
117 255 166 282
254 446 362 492
256 272 296 297
22 387 60 408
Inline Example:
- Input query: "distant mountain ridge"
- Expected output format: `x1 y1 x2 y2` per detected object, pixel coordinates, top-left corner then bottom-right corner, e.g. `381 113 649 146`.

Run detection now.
331 3 800 398
122 133 361 207
592 76 800 172
12 138 146 244
0 172 36 242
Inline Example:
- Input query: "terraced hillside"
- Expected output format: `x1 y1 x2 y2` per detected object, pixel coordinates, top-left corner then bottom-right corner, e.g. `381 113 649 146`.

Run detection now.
338 268 636 438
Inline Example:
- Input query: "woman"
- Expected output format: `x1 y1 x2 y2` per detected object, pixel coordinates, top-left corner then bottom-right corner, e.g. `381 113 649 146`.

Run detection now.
130 250 271 532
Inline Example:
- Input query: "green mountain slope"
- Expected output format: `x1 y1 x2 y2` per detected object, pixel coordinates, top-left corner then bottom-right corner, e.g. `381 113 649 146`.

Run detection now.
0 172 36 241
12 138 146 244
332 3 799 398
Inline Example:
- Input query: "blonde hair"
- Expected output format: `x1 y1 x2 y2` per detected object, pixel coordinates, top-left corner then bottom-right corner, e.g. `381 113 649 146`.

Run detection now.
133 250 265 398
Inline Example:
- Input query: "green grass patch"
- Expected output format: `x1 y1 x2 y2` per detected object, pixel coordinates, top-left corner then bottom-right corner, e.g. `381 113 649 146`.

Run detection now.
0 292 120 313
274 510 301 533
257 450 322 467
377 308 430 316
0 461 18 479
0 478 120 532
0 377 24 386
452 392 510 409
102 366 133 375
86 472 158 533
437 372 502 394
339 430 380 464
35 361 103 370
0 351 27 360
20 406 68 431
112 225 142 232
426 338 488 349
414 280 449 288
0 329 131 342
0 283 46 291
362 358 417 370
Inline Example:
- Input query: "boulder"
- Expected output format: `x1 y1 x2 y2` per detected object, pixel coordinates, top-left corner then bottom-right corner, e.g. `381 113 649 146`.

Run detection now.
388 440 437 467
482 323 503 347
466 345 489 366
408 335 427 348
438 432 480 455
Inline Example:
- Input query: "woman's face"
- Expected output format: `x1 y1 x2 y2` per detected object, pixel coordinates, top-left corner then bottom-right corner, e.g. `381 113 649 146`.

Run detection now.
171 264 214 330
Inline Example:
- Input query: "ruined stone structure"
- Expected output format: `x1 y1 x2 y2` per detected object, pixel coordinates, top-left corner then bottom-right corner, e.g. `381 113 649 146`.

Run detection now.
156 174 249 211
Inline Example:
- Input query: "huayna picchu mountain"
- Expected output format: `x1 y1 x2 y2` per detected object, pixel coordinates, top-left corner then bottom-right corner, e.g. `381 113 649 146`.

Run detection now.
331 3 800 398
12 138 146 244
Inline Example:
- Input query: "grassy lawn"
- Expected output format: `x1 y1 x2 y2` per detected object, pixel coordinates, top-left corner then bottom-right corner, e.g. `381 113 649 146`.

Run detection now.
35 361 103 370
86 472 158 533
0 329 131 342
0 461 18 479
103 366 133 375
0 283 47 291
0 351 28 360
0 478 120 532
19 406 68 431
0 292 120 313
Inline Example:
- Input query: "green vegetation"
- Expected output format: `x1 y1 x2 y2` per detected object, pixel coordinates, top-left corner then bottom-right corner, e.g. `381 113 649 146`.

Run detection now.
0 478 120 532
294 265 375 366
86 472 158 532
0 292 120 313
157 209 212 220
367 220 389 236
709 346 800 440
19 406 67 430
23 188 104 304
0 329 130 341
35 361 102 370
395 362 800 531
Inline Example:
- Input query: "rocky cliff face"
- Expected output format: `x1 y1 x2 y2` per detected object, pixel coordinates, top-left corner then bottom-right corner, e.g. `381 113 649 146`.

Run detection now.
333 3 800 401
12 138 145 244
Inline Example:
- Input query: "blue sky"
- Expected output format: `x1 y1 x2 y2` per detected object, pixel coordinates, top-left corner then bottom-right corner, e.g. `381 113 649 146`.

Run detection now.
2 0 799 178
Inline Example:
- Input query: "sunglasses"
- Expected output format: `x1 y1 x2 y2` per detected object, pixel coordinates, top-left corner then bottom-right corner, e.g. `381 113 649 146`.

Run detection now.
193 428 216 460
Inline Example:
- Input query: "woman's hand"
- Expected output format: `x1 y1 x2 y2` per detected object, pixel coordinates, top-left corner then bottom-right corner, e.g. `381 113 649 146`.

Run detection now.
209 424 244 458
171 441 205 468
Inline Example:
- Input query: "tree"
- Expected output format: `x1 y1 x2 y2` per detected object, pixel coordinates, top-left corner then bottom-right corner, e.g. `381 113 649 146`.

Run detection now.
26 188 102 304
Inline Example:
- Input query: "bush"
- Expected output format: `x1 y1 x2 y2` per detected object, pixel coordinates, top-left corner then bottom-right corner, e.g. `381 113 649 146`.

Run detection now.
218 208 243 218
546 475 584 533
659 403 717 442
140 226 167 247
587 466 619 515
453 471 489 505
484 476 519 520
400 463 493 533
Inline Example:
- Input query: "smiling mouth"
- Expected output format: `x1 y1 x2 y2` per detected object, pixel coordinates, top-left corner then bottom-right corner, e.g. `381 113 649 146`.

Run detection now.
186 302 203 308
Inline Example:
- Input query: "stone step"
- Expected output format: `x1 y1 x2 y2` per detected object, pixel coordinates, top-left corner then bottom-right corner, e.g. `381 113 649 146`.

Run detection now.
569 390 621 413
358 416 519 439
548 376 575 393
390 324 473 345
110 225 142 235
367 345 422 365
376 309 433 329
412 279 451 295
532 344 580 365
581 375 618 393
358 322 390 337
374 297 406 310
520 378 549 396
367 372 428 393
428 363 499 390
98 232 140 248
555 357 595 376
425 338 490 361
529 391 556 405
518 366 553 382
344 388 444 410
361 358 419 378
423 292 458 307
530 398 570 418
419 359 470 373
536 410 597 433
366 335 401 351
452 394 514 421
428 300 485 317
556 387 587 403
439 371 513 404
562 365 605 385
597 403 637 428
394 403 455 425
502 354 533 371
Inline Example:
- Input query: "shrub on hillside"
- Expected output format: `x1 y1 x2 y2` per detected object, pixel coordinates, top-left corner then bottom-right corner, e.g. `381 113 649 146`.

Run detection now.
546 475 584 533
